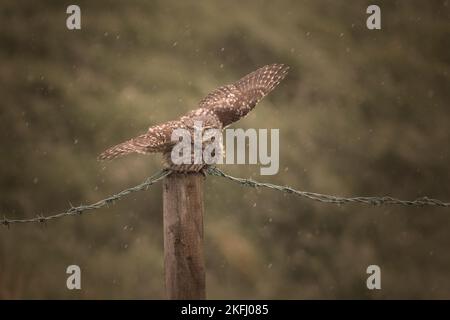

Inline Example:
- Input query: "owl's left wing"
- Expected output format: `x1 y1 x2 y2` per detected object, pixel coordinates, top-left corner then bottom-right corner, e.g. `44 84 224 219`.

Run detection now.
198 64 289 125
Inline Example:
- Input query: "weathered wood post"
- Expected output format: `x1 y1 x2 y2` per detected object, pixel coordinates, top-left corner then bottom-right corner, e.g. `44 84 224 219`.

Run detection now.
163 172 206 299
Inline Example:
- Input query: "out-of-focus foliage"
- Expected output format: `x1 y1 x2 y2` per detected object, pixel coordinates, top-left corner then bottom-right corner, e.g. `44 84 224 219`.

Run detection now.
0 0 449 299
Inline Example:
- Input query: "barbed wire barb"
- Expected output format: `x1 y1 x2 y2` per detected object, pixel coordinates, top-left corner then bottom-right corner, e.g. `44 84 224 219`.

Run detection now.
206 167 450 207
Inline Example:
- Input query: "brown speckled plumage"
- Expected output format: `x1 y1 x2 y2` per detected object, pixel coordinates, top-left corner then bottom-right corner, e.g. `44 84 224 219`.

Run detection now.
98 63 289 172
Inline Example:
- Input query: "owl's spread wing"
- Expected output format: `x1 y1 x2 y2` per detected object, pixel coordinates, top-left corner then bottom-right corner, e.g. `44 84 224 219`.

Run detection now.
98 120 181 160
198 63 289 126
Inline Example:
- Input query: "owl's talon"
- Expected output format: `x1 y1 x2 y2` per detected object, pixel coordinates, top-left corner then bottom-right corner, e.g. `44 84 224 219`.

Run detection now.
200 168 208 178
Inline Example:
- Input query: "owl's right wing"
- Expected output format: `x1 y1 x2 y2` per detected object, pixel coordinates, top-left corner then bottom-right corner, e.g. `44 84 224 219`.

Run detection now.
98 120 181 160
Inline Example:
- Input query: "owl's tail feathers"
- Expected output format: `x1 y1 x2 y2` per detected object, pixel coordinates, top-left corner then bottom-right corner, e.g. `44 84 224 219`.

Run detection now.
98 134 150 161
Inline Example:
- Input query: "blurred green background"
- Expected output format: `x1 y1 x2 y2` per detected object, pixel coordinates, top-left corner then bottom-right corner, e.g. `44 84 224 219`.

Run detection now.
0 0 449 299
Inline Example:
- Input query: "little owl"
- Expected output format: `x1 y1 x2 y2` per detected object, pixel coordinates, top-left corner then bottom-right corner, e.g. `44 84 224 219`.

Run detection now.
98 63 289 172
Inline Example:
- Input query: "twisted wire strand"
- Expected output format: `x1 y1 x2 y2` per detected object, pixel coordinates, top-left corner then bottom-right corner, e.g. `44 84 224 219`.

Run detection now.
1 169 171 227
206 167 450 207
2 166 449 228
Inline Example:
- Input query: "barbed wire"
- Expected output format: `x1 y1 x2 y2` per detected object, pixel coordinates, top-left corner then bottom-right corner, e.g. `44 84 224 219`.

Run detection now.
2 166 449 227
206 167 450 207
1 169 171 227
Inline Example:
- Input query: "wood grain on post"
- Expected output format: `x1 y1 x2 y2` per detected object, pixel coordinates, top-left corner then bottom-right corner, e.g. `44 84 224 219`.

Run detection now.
163 172 206 299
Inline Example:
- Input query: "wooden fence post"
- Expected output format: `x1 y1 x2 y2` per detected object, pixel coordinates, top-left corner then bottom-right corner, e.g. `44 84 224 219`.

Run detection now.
163 172 206 299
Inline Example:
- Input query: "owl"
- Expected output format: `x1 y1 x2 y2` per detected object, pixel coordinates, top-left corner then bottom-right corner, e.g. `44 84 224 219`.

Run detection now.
98 63 289 172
